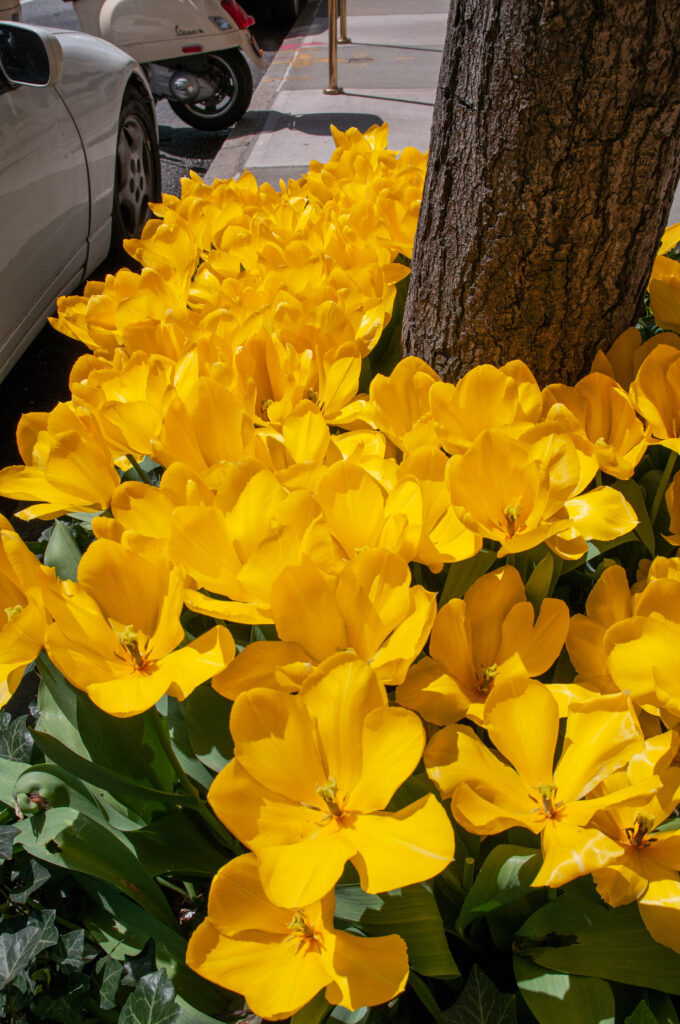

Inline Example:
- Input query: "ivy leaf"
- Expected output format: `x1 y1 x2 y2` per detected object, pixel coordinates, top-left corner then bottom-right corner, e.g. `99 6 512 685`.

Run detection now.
442 965 517 1024
119 969 181 1024
0 909 59 989
58 929 87 970
0 713 33 762
122 940 157 988
10 856 50 901
33 975 90 1024
0 825 18 862
96 954 124 1010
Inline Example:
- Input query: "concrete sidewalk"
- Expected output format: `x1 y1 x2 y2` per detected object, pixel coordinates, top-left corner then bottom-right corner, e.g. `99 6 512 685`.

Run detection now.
208 0 448 186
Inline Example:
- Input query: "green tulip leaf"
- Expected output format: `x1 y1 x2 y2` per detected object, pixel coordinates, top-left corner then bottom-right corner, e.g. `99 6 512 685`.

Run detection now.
514 956 614 1024
43 520 82 581
457 844 541 932
515 895 680 994
335 882 459 979
16 807 175 927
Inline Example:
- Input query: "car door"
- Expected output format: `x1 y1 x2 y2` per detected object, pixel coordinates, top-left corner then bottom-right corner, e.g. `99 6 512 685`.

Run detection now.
0 69 90 375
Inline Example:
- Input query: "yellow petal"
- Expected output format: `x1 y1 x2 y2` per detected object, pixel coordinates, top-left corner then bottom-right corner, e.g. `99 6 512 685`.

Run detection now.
326 930 408 1011
639 879 680 954
351 795 454 892
555 693 643 803
212 640 308 700
230 688 327 804
532 820 623 888
347 705 425 812
485 676 559 792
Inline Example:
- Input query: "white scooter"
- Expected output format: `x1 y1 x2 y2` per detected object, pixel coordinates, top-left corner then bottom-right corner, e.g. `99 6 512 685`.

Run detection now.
61 0 263 130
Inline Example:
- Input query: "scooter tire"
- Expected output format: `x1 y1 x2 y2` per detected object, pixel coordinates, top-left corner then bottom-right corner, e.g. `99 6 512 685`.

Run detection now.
168 49 253 132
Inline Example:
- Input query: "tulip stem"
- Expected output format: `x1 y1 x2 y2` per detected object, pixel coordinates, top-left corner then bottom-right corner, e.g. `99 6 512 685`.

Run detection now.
650 451 678 525
126 453 152 486
462 856 475 890
151 709 239 854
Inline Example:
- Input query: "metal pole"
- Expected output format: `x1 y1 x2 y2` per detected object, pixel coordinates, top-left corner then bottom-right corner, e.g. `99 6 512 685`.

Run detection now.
324 0 344 94
338 0 351 44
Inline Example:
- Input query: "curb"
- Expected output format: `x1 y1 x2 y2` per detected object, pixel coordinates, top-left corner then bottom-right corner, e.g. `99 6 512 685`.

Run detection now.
207 0 325 182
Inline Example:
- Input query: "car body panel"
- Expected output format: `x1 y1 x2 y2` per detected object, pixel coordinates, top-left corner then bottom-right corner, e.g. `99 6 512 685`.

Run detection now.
50 29 156 272
0 22 159 381
0 73 89 380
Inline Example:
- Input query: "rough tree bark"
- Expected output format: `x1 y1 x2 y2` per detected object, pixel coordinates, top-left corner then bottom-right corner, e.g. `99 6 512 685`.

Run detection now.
402 0 680 385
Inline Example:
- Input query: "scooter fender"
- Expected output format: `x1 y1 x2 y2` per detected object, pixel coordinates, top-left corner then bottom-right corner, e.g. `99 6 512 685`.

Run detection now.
83 0 263 67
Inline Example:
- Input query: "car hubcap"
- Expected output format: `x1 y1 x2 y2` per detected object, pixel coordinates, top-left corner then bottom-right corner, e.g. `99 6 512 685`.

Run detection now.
117 114 153 238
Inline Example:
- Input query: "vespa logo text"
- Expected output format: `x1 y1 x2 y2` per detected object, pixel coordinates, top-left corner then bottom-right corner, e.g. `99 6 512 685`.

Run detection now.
175 25 204 36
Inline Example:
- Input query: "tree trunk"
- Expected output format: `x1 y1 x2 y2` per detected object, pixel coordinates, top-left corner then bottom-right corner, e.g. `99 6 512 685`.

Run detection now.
403 0 680 385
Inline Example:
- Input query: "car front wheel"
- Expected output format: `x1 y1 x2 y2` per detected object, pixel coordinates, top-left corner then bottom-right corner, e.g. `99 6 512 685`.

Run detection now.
110 87 161 254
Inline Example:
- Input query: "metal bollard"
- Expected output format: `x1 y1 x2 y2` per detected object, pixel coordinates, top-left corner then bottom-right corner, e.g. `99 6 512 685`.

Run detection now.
324 0 344 95
338 0 351 44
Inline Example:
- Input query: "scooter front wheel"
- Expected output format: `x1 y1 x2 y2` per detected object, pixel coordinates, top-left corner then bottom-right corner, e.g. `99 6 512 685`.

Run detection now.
168 50 253 131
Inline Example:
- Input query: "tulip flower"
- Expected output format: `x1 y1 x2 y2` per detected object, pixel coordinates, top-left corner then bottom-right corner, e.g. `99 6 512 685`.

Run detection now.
446 429 637 558
186 853 408 1020
45 540 234 716
0 403 120 520
0 518 58 706
213 548 436 698
398 566 569 725
209 659 454 907
630 344 680 452
425 676 655 888
543 372 648 480
429 361 543 455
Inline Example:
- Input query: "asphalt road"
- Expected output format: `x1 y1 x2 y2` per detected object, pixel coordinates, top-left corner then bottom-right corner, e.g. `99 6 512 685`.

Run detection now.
0 0 290 504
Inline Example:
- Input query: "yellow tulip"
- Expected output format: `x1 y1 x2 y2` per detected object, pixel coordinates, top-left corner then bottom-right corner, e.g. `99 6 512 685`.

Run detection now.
447 430 637 558
426 676 654 888
630 343 680 452
209 659 454 907
543 372 648 479
398 566 569 725
369 357 441 453
170 463 341 624
0 403 120 520
430 361 542 455
44 539 234 716
0 517 58 706
590 731 680 914
186 853 408 1020
591 327 680 390
214 549 435 697
649 255 680 334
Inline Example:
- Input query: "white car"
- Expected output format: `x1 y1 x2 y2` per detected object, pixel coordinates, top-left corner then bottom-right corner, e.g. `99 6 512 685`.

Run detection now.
0 20 161 381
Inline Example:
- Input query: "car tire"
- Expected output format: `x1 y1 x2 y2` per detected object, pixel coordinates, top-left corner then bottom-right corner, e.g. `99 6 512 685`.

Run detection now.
168 49 253 132
110 86 161 255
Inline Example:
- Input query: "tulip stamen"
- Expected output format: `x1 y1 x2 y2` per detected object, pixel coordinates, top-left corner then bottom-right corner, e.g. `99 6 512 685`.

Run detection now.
503 504 522 537
479 663 497 692
118 625 145 669
286 911 323 953
316 777 344 819
4 604 23 623
625 813 656 847
533 783 562 818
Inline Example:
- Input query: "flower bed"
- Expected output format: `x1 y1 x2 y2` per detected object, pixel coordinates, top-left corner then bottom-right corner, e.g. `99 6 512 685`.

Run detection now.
1 125 680 1023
